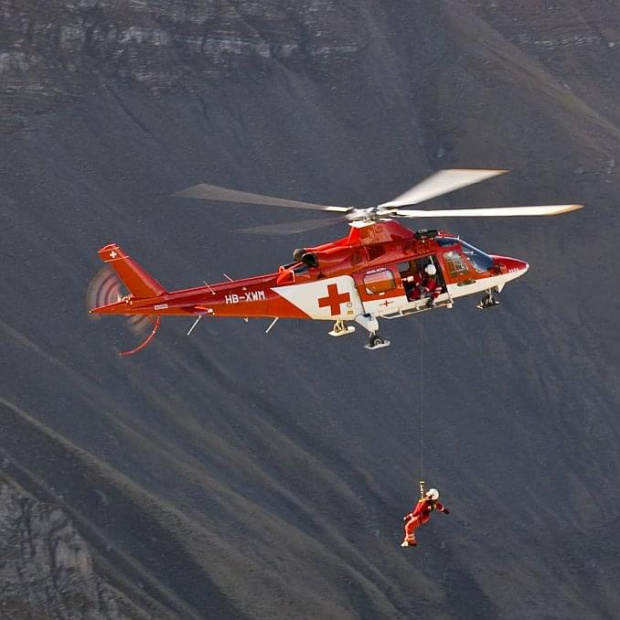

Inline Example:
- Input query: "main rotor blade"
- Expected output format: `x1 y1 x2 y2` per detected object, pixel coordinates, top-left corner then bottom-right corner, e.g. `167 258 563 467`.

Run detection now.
379 169 508 208
236 216 344 235
392 204 584 218
174 183 349 212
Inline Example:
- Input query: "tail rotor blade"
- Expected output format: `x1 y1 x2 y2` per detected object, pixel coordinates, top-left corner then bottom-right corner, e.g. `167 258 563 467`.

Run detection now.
86 265 123 318
127 314 155 335
87 266 159 338
119 316 161 357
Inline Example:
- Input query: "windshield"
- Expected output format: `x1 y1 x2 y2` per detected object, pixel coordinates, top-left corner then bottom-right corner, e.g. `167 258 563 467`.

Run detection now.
460 241 494 273
437 236 459 247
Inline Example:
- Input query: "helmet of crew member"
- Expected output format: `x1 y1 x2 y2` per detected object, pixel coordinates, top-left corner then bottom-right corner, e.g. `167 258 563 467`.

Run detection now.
425 263 437 276
425 488 439 501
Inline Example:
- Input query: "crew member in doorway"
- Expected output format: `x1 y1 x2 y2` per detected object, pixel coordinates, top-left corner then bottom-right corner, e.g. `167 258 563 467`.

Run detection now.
403 270 424 301
421 263 441 308
401 488 449 547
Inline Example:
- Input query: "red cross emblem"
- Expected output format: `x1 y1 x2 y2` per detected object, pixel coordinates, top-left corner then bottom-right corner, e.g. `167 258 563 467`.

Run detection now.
318 283 351 315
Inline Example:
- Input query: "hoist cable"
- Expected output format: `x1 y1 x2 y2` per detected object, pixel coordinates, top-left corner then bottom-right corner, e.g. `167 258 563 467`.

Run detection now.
419 319 425 495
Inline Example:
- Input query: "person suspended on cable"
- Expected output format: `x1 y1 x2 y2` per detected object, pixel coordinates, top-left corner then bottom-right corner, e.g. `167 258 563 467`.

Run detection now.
401 487 449 547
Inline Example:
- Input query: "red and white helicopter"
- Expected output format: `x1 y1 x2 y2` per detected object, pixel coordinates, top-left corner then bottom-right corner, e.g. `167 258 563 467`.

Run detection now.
88 169 582 354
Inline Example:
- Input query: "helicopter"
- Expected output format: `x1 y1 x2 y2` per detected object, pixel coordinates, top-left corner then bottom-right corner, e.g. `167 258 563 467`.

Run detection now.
88 169 582 354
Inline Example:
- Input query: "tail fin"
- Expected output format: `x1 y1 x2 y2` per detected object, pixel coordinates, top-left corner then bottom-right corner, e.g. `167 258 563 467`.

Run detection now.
98 243 165 298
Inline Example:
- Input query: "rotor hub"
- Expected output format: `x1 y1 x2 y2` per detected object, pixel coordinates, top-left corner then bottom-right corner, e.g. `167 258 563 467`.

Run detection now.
345 206 398 223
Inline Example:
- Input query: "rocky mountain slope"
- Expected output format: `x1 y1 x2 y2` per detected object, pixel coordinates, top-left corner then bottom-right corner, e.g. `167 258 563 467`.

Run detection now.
0 480 162 619
1 1 619 618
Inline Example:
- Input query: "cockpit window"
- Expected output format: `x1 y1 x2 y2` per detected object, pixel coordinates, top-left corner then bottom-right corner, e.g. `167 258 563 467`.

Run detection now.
460 241 494 273
437 236 459 247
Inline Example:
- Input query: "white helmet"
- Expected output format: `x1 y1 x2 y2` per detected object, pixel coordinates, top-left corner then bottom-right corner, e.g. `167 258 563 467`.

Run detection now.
425 264 437 276
425 488 439 500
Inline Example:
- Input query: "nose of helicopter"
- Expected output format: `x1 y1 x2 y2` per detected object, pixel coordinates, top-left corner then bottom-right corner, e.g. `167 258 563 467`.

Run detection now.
492 256 529 279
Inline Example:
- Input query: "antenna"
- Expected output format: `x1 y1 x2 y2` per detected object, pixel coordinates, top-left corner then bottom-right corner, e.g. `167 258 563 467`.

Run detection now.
265 318 279 333
187 315 203 336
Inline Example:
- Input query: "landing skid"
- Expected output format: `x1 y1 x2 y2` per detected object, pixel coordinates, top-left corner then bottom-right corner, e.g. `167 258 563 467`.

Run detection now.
328 320 356 337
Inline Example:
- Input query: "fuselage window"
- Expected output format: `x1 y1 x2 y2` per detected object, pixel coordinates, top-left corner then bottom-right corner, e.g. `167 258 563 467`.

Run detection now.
443 251 469 277
363 268 396 294
398 261 414 277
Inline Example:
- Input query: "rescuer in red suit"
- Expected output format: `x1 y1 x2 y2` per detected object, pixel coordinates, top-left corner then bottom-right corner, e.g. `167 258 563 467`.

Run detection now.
421 263 441 308
403 271 424 301
404 263 441 305
401 488 449 547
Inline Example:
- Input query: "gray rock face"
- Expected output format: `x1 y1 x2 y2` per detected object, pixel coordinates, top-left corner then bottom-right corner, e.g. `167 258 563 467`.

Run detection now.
0 0 364 127
0 483 130 619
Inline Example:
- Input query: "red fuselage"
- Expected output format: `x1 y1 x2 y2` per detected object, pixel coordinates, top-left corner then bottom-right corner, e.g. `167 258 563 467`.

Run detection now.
91 221 528 321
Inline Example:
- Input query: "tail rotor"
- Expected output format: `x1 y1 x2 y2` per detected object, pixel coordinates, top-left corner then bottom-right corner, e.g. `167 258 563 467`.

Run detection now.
86 265 160 356
86 265 123 314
